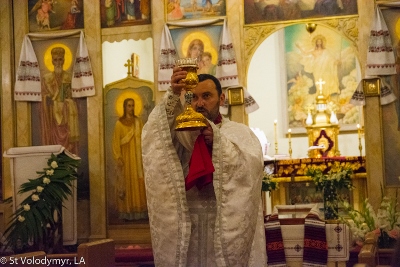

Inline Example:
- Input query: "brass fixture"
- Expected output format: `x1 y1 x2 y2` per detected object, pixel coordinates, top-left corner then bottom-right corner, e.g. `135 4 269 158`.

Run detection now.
306 23 317 34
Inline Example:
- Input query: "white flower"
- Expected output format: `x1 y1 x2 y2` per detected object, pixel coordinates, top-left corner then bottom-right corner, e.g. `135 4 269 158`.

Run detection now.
17 215 25 222
43 177 51 184
31 194 40 201
50 161 58 169
46 169 54 176
23 204 30 211
36 186 44 193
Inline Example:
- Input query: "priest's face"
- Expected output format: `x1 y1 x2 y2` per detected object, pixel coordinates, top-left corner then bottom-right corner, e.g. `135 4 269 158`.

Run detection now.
192 79 225 121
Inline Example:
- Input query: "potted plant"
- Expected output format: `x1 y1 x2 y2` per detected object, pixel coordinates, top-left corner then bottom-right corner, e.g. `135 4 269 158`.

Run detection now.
3 152 80 254
340 187 399 249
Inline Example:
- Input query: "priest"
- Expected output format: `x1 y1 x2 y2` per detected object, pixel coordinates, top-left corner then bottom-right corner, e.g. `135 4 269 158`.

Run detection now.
142 69 266 266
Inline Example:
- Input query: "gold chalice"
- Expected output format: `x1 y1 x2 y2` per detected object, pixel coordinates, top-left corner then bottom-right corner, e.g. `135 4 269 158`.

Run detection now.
175 58 207 131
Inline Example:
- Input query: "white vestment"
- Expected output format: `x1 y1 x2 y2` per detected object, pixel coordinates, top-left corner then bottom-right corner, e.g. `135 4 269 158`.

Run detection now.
141 91 267 267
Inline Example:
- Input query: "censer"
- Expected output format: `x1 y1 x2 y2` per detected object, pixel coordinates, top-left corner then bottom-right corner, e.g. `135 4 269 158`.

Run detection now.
175 58 207 131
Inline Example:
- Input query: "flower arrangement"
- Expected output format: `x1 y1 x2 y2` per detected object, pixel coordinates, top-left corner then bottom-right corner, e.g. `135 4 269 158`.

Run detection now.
340 188 400 248
305 161 354 191
262 166 279 195
3 152 80 253
305 161 354 220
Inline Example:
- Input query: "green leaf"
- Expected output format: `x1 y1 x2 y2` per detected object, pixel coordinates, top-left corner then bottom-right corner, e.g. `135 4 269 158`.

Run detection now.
4 152 80 250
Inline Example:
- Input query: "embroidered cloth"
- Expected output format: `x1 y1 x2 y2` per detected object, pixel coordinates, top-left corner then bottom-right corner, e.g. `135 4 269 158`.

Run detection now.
14 30 95 101
265 205 350 266
303 209 328 267
350 81 366 106
215 19 239 87
366 7 396 76
158 25 178 91
71 31 95 98
14 35 41 101
265 214 286 267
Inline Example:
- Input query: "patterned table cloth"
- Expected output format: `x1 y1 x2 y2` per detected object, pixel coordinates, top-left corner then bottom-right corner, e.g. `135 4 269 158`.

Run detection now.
279 223 350 261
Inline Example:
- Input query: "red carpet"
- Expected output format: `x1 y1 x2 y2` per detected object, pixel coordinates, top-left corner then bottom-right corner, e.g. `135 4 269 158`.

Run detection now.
115 244 154 267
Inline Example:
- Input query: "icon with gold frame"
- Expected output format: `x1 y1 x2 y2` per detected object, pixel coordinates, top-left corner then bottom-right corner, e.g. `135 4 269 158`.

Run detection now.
363 77 380 97
227 86 244 106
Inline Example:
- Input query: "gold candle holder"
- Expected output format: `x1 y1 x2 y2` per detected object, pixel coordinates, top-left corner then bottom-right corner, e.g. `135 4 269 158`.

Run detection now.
274 120 278 155
288 128 292 158
175 58 207 131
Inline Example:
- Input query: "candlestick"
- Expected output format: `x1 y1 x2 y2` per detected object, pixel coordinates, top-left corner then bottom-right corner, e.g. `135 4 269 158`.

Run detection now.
357 124 362 157
288 128 292 158
274 120 278 155
306 109 313 125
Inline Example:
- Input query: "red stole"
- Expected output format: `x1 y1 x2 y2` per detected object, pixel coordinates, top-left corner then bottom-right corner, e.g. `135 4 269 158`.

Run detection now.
185 114 221 190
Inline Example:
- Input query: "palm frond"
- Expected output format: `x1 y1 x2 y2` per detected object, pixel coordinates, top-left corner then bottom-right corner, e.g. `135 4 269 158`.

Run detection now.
3 152 80 251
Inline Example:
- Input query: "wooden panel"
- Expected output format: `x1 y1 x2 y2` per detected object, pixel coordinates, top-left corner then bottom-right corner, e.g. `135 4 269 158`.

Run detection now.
77 239 115 267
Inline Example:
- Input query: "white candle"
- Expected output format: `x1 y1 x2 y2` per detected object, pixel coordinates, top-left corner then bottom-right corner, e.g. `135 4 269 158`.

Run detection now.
357 124 361 138
274 120 278 154
288 128 292 158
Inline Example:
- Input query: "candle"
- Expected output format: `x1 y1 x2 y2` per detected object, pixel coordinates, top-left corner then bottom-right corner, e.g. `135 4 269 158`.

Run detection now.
357 124 362 157
274 120 278 155
288 128 292 158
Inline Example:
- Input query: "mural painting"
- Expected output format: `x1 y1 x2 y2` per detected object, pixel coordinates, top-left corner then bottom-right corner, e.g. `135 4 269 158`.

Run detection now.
244 0 358 25
284 24 359 133
28 0 84 32
30 37 90 199
170 24 222 75
166 0 226 21
100 0 151 28
104 78 154 225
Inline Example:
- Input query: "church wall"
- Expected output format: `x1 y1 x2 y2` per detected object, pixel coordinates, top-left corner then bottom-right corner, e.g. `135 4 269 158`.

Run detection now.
0 0 397 245
0 0 14 200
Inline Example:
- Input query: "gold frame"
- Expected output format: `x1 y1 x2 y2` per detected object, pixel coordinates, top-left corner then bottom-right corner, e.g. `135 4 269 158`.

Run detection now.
306 125 340 158
227 86 244 105
363 77 381 97
164 0 226 22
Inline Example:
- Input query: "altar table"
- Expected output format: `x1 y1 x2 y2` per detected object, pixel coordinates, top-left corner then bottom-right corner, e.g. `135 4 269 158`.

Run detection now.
265 204 350 267
278 223 350 267
263 156 367 212
264 156 366 178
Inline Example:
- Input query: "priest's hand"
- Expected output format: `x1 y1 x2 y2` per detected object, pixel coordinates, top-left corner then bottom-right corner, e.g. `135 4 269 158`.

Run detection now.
171 67 187 95
201 120 213 146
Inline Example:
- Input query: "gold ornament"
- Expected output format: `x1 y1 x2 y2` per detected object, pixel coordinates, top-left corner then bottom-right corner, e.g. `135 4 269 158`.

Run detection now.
175 58 207 131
